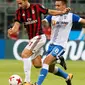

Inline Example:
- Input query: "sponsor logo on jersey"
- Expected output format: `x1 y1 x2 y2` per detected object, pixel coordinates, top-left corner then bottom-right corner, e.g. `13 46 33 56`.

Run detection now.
24 20 38 25
22 13 25 16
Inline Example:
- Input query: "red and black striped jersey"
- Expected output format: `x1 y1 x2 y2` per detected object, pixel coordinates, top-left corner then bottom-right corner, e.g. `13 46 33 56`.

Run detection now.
15 4 48 39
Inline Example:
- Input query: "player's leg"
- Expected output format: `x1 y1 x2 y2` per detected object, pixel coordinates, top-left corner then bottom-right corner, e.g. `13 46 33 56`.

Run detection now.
22 51 44 85
31 34 46 68
21 40 38 84
35 54 55 85
33 45 73 85
21 35 46 84
48 63 71 82
59 56 67 70
21 34 46 59
48 47 72 85
22 56 32 84
21 42 34 84
32 47 44 68
34 59 72 85
34 45 57 85
32 56 42 68
52 46 73 85
54 49 67 70
50 65 73 85
53 56 67 70
21 38 38 84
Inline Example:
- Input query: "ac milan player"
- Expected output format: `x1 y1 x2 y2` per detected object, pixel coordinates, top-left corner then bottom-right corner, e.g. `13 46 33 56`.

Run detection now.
8 0 70 85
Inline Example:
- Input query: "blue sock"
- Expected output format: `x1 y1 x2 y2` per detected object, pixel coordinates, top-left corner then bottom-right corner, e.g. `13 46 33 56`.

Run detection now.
55 68 68 79
37 64 48 85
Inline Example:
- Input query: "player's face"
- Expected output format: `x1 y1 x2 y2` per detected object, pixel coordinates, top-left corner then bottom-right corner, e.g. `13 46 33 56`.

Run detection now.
55 1 66 11
16 0 27 9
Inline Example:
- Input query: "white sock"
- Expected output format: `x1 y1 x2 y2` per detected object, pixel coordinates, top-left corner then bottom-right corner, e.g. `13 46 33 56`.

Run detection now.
22 58 32 83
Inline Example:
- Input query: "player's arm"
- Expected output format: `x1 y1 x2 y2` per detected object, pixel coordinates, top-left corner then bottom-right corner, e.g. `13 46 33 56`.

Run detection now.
8 22 20 37
8 9 22 38
38 4 70 16
48 7 71 16
73 14 85 25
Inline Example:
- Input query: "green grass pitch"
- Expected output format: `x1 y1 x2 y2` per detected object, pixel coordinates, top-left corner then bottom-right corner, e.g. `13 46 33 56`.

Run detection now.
0 60 85 85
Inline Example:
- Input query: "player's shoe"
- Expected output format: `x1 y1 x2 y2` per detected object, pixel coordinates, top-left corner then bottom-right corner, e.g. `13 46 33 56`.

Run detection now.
66 74 73 85
59 56 67 70
21 82 31 85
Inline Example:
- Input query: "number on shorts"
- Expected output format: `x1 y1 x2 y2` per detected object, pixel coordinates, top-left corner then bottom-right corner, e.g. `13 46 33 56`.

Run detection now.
54 48 59 54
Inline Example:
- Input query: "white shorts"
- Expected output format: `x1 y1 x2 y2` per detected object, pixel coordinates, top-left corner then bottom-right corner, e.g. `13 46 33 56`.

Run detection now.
25 34 46 59
31 47 44 60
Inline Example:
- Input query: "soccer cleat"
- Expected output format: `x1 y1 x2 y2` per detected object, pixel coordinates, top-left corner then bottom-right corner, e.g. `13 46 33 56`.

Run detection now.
59 56 67 70
66 74 73 85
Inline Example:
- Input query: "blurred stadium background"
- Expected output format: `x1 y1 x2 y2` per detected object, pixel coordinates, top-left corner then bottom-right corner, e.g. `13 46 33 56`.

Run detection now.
0 0 85 85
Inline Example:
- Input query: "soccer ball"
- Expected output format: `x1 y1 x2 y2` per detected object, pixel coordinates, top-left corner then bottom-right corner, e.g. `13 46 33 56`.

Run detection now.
9 74 22 85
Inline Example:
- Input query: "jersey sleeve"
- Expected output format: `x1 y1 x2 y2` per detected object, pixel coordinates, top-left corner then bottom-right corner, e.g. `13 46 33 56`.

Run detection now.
14 9 23 23
72 14 81 23
38 4 48 14
45 15 52 23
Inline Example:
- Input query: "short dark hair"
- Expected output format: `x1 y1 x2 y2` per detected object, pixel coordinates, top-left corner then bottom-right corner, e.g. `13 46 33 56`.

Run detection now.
55 0 68 4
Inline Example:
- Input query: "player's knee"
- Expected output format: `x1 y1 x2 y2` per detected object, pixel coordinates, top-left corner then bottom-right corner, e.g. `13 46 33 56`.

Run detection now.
21 52 28 58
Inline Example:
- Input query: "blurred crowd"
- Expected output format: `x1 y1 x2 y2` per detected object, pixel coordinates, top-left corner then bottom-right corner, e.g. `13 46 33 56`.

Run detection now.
0 0 85 40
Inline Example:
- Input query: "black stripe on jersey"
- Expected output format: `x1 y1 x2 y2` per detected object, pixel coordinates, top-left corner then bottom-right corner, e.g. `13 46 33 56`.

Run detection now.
20 9 23 22
15 9 22 23
38 4 48 14
33 5 38 36
38 12 43 35
29 6 34 39
25 9 30 39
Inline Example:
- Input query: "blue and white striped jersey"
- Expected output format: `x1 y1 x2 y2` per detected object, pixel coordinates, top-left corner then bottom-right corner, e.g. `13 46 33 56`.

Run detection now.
44 13 82 48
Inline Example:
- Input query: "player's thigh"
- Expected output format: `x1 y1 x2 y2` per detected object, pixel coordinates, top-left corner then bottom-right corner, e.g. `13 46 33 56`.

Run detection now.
21 48 33 58
21 36 41 58
24 34 46 54
33 34 46 53
32 48 44 68
43 54 56 65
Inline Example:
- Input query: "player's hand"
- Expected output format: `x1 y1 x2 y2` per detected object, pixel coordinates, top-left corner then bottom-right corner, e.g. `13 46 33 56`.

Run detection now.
52 20 56 25
8 28 13 37
63 7 71 14
8 28 18 40
8 28 15 38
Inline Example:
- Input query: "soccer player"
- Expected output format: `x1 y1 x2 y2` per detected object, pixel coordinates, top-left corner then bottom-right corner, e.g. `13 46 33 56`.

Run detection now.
8 0 70 84
33 0 85 85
